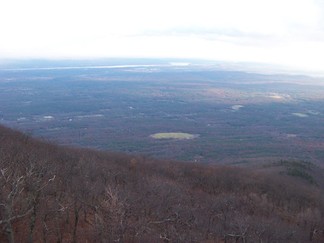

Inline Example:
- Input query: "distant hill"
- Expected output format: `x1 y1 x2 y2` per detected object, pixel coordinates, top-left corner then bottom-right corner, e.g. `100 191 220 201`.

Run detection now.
0 125 323 242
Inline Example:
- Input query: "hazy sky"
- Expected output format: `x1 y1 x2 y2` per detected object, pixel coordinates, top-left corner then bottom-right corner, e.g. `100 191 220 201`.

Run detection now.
1 0 324 72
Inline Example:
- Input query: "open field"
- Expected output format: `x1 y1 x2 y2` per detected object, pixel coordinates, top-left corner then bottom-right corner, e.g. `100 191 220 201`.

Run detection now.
150 132 197 140
1 59 324 164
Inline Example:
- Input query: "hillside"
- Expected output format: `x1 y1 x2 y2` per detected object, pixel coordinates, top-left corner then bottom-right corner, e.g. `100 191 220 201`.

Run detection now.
0 125 324 242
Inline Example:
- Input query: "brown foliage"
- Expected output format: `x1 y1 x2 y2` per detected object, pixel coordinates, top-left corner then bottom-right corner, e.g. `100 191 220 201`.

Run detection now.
0 125 324 242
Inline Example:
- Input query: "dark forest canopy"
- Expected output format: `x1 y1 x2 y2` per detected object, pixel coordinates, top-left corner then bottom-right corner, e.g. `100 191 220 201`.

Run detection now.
1 61 324 164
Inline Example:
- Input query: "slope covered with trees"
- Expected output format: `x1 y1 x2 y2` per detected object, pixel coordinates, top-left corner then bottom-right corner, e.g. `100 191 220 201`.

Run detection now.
0 125 324 242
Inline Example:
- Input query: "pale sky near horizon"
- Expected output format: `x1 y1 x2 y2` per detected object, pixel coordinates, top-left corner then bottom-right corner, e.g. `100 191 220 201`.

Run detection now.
1 0 324 72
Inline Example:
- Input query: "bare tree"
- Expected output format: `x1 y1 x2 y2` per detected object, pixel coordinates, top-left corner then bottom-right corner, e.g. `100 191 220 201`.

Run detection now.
0 166 32 243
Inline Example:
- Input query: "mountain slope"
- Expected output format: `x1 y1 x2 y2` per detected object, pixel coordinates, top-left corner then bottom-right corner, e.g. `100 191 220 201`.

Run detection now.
0 125 323 242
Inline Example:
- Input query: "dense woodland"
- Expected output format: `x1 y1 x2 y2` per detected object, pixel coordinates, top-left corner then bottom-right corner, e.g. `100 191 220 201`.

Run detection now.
3 66 324 164
0 125 324 242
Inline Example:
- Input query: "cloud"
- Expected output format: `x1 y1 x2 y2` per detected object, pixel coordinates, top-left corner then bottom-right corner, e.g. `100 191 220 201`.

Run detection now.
0 0 324 72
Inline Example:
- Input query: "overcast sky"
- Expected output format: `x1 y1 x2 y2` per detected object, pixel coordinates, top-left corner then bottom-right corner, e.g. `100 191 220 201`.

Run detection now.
1 0 324 72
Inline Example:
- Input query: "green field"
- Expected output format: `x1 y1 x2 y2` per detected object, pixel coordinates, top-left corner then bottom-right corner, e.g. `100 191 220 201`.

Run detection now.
150 132 196 140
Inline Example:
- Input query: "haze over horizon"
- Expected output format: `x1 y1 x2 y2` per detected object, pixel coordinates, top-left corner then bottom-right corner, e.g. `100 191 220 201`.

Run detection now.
1 0 324 73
